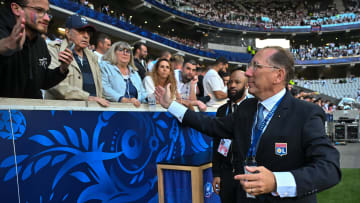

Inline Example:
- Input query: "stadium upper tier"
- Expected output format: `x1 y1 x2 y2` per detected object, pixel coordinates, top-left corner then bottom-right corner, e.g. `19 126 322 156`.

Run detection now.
50 0 360 65
296 78 360 100
145 0 360 33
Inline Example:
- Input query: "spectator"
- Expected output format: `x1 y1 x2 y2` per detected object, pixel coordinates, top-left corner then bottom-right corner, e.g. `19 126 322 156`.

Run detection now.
147 50 171 72
170 54 184 70
196 65 209 102
46 14 109 107
100 41 146 107
175 59 197 100
94 33 111 61
203 56 228 107
219 70 230 86
101 3 110 16
133 42 148 80
143 58 178 102
173 59 207 111
0 0 71 98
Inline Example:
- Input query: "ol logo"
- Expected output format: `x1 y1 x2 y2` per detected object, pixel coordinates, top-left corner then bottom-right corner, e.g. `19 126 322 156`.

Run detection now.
204 182 212 198
275 143 287 156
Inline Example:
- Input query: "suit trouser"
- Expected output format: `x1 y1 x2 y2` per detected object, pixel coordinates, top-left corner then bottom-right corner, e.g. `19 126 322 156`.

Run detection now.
219 167 237 203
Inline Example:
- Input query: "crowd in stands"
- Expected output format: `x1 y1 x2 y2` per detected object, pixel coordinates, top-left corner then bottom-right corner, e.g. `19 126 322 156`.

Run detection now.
70 0 360 62
2 0 359 112
157 0 360 27
70 0 207 50
291 41 360 60
289 85 339 113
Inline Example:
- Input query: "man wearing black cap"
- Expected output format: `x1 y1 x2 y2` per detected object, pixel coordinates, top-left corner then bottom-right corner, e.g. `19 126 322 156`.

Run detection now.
0 0 72 98
46 14 109 107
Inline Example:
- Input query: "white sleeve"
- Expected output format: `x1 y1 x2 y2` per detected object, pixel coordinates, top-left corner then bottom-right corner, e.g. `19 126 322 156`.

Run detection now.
143 76 155 96
208 76 225 92
271 172 297 197
168 101 188 122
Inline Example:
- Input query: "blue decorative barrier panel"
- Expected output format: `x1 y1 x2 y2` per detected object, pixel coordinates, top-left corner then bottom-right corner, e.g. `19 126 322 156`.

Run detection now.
163 169 192 203
0 109 216 203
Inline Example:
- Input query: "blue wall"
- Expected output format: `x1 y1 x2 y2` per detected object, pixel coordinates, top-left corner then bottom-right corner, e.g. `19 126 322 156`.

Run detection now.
0 109 216 202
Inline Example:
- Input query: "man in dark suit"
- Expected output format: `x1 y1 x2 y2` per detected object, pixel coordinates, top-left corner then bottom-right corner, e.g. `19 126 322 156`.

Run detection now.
133 42 148 80
155 46 341 203
212 69 248 203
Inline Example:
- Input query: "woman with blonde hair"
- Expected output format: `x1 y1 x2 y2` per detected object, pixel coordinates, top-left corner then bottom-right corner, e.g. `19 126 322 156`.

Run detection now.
143 58 179 102
100 41 147 107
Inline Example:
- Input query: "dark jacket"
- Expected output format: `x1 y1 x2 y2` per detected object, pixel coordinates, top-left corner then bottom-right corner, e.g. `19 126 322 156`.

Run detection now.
212 101 234 177
183 91 341 203
0 8 67 99
134 58 147 80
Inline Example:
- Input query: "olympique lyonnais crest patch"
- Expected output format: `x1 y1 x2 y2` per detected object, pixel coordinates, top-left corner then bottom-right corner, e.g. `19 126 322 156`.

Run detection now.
275 143 287 156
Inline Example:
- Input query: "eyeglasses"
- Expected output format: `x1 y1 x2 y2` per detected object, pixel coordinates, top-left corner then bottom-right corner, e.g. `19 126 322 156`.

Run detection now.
247 61 279 71
117 48 131 55
21 5 52 19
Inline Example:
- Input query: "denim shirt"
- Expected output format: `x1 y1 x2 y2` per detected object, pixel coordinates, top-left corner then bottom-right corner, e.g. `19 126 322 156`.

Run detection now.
100 60 147 102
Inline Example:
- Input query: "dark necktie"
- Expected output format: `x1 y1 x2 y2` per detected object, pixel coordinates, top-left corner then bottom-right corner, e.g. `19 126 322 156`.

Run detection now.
233 103 238 113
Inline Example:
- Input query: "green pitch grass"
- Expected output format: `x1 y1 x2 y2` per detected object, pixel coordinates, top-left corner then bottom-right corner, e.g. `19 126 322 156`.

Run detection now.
318 168 360 203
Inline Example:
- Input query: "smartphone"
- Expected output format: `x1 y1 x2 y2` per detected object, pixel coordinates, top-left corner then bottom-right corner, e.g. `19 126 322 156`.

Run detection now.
66 42 75 51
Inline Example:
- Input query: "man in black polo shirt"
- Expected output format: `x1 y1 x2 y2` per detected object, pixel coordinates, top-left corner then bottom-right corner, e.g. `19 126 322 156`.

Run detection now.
46 14 109 106
0 0 72 98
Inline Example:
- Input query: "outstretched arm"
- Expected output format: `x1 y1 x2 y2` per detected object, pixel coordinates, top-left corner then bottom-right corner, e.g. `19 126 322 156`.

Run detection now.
155 84 234 139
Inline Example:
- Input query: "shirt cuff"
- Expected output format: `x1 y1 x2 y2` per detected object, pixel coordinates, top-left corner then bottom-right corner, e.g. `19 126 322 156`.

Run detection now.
272 172 297 198
168 101 187 122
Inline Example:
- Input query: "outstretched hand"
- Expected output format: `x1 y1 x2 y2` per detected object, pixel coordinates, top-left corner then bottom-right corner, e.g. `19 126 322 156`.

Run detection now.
155 83 172 109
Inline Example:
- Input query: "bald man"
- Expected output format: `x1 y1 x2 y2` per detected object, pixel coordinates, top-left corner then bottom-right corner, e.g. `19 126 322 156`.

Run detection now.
212 68 248 203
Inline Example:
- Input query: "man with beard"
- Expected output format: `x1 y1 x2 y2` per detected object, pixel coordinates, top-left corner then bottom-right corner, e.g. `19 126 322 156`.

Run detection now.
212 68 248 203
46 14 109 107
175 59 207 111
175 59 198 101
0 0 72 98
133 42 148 80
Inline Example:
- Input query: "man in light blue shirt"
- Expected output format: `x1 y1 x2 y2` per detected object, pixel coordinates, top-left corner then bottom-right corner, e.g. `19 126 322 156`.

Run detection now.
155 46 340 203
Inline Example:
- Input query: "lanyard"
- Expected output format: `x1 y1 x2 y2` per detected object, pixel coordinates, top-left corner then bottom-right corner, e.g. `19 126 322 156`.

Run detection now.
247 96 284 159
225 102 231 115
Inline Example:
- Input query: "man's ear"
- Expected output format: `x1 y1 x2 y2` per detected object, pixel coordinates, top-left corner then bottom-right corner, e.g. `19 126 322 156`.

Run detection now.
274 67 286 85
11 2 23 17
65 28 71 39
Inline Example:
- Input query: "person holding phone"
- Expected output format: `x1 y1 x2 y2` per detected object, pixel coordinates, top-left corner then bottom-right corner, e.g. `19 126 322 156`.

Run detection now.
0 0 72 98
45 14 109 107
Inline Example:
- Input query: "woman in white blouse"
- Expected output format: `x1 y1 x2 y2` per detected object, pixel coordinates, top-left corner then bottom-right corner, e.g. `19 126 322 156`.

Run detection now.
143 58 179 103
